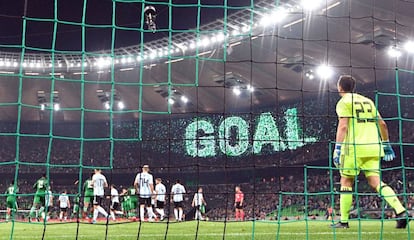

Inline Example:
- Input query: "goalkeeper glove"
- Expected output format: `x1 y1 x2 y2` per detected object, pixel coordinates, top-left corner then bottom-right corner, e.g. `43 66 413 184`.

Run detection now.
332 144 341 168
382 141 395 161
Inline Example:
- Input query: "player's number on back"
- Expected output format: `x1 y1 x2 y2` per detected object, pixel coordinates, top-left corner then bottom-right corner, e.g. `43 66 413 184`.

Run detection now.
354 101 375 123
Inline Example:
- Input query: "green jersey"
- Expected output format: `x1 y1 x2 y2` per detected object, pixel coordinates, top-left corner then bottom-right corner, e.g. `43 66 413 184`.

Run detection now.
83 179 94 196
5 184 18 201
336 93 384 157
74 195 80 204
128 187 138 201
33 177 48 194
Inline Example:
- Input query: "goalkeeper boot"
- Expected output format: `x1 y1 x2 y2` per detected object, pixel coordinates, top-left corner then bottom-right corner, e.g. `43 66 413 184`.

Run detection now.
330 222 349 229
396 211 410 229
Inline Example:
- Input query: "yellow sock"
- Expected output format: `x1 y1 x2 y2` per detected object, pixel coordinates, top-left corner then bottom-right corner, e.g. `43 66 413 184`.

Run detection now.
376 183 406 214
340 186 353 223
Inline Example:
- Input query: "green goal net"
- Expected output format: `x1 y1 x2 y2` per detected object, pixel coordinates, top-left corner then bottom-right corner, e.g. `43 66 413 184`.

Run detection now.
0 0 413 239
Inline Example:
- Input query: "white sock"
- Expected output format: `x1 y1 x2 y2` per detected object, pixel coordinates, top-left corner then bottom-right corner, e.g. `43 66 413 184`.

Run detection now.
59 212 63 220
179 209 183 221
140 206 145 220
97 206 108 218
93 208 98 221
111 212 115 220
147 207 155 218
157 209 165 218
174 209 178 220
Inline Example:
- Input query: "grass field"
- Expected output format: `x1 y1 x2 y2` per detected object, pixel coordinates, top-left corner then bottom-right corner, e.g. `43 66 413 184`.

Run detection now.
0 219 413 240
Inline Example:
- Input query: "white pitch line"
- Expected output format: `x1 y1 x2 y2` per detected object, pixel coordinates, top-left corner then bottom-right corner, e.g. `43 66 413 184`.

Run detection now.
12 231 412 239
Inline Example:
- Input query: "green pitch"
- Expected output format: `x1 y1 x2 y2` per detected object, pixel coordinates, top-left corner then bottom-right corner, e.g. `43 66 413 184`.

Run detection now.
0 220 412 240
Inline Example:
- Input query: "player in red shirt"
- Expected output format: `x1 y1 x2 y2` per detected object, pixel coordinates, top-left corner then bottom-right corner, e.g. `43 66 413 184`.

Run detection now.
234 186 245 221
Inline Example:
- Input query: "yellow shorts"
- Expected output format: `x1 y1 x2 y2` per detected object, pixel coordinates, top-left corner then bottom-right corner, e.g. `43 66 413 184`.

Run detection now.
340 155 380 177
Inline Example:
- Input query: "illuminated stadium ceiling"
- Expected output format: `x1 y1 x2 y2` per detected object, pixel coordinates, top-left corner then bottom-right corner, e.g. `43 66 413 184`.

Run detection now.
0 0 413 121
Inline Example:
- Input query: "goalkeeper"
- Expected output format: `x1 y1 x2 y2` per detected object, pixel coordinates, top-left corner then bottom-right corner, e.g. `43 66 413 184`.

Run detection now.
331 75 408 229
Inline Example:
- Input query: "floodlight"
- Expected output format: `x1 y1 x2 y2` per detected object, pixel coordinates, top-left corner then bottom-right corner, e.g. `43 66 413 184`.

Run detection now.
232 29 240 36
271 7 288 23
118 101 125 110
54 103 60 111
202 38 210 47
216 32 225 42
181 95 189 103
403 41 414 53
150 52 157 59
301 0 323 11
232 87 241 96
242 25 251 33
387 46 402 58
168 98 175 105
104 102 110 109
316 64 333 79
305 70 315 80
246 84 254 92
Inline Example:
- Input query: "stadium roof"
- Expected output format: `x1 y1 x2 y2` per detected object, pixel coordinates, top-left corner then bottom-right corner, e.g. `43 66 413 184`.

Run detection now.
0 0 413 122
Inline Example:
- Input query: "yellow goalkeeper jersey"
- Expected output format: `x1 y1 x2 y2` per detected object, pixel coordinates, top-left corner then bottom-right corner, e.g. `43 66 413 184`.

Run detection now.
336 93 384 158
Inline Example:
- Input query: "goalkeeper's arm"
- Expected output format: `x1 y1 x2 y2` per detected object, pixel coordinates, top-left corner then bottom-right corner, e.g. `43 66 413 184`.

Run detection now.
377 114 390 141
377 114 395 161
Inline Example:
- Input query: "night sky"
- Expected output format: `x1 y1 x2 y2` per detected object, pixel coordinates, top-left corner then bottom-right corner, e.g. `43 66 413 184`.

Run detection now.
0 0 254 52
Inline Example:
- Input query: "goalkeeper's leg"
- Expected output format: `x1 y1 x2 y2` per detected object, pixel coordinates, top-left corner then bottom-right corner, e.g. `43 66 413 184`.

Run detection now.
365 167 408 229
331 176 354 228
366 175 406 214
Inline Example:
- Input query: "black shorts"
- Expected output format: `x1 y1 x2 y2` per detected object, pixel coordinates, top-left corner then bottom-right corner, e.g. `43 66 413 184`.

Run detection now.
93 195 104 206
173 201 183 208
111 202 119 210
156 200 165 209
235 202 243 209
139 197 151 207
60 207 68 212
